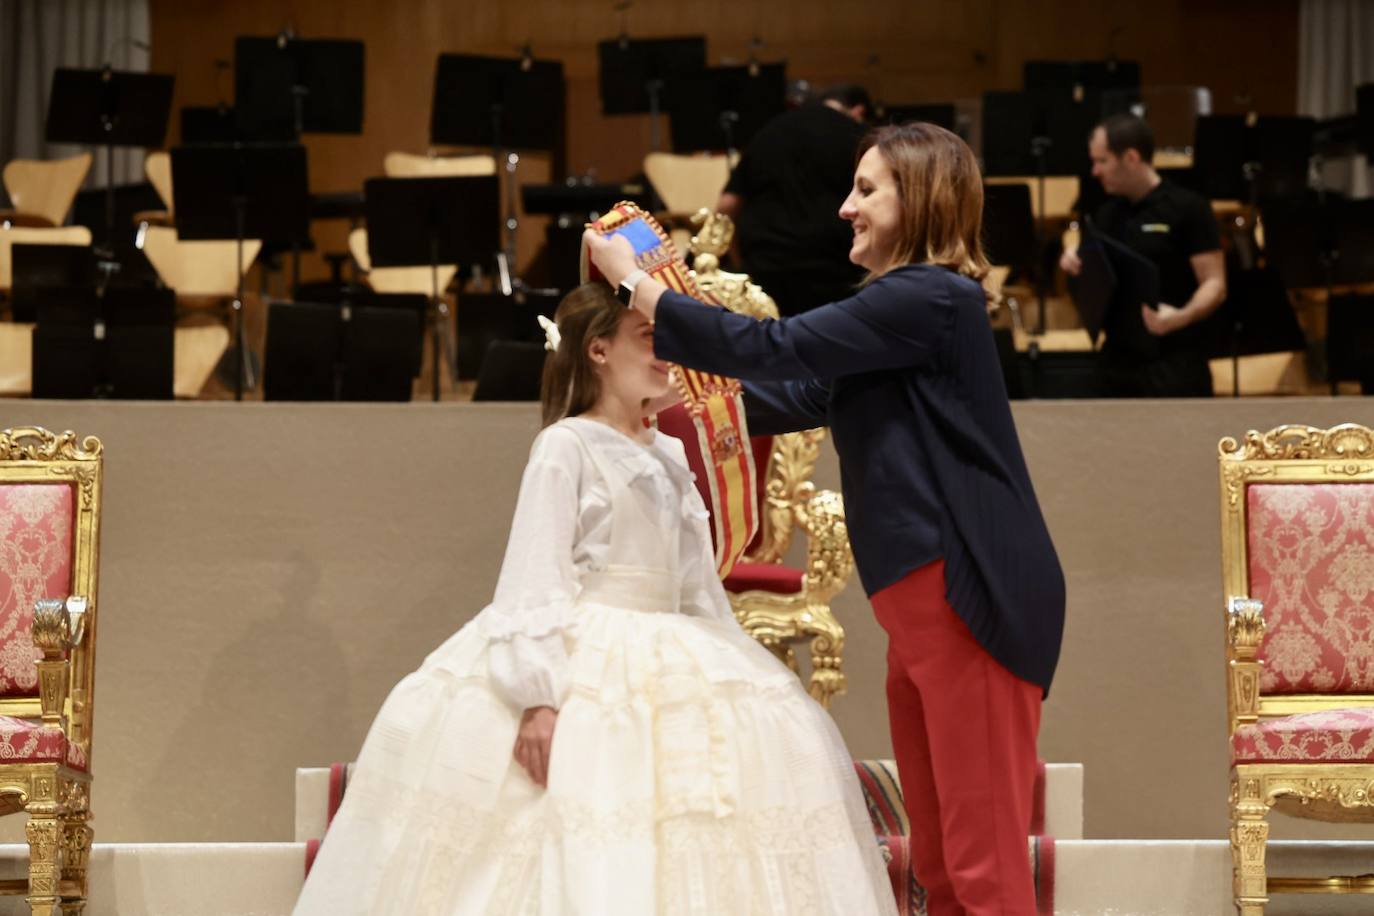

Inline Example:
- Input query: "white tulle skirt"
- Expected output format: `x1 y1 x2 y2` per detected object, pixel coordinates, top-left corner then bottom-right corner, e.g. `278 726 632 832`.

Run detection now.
292 598 897 916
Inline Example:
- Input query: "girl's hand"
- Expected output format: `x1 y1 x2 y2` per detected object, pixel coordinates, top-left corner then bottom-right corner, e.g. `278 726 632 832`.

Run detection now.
513 705 558 787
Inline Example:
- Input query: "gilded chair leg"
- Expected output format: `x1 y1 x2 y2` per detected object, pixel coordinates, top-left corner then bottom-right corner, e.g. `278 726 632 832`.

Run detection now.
25 812 63 916
1230 774 1269 915
60 804 92 916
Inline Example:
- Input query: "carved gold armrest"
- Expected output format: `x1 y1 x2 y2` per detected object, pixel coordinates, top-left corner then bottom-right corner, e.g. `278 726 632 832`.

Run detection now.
1227 597 1265 726
32 597 88 729
797 488 856 605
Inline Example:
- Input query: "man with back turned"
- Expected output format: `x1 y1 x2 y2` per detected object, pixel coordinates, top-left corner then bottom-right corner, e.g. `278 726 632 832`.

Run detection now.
716 84 870 316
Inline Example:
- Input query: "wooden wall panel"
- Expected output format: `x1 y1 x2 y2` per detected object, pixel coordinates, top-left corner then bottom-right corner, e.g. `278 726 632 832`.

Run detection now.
149 0 1297 284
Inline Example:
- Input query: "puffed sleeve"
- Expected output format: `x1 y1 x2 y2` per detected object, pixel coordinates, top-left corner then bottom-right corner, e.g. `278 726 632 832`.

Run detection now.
484 426 583 711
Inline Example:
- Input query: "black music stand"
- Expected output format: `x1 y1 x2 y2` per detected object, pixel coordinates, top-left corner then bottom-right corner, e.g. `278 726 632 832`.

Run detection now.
981 90 1095 177
1203 267 1307 397
1358 83 1374 157
1193 115 1315 202
983 89 1094 336
32 286 174 400
181 105 240 144
472 341 546 401
1262 193 1374 392
598 36 707 150
982 183 1036 283
263 299 421 401
71 183 162 285
234 37 365 140
171 143 310 399
364 175 501 401
44 68 173 255
668 63 786 155
430 53 566 291
9 244 97 323
456 290 560 381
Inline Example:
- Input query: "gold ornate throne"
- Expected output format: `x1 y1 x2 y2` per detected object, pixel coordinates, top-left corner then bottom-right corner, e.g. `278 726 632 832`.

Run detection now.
0 427 102 916
1218 423 1374 915
664 211 856 707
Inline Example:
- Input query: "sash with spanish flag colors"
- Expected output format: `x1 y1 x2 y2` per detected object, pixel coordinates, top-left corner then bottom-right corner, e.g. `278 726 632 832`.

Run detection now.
580 202 759 579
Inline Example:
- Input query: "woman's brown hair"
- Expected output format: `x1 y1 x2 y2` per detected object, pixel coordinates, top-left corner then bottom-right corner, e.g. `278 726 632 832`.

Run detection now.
539 282 625 427
859 122 992 289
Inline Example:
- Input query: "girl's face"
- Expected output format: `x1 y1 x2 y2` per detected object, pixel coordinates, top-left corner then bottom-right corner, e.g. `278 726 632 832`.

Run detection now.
588 308 672 408
839 146 903 274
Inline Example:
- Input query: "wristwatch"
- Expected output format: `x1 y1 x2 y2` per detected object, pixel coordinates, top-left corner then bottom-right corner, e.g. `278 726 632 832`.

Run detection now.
616 269 648 307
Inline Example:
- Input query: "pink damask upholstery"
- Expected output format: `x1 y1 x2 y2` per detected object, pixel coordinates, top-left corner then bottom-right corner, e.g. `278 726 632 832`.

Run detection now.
1247 483 1374 695
1231 708 1374 763
0 715 87 770
0 484 74 698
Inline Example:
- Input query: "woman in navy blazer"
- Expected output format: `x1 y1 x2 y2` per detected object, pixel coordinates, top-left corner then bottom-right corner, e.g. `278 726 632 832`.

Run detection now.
587 122 1065 916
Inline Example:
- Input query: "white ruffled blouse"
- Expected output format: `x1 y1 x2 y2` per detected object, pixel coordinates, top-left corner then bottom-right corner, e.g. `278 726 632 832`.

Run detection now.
482 417 736 711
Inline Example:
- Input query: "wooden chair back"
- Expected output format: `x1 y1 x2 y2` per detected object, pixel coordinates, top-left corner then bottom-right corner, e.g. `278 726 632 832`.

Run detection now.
2 153 93 227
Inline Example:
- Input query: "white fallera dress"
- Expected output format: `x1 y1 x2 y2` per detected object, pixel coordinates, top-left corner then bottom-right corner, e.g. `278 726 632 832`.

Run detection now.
293 417 898 916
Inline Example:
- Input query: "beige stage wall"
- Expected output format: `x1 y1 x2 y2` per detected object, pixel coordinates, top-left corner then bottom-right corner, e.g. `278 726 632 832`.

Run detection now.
1 398 1372 845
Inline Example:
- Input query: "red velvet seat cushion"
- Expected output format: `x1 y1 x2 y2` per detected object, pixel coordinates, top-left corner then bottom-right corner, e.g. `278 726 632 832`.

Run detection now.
0 484 75 698
1231 707 1374 763
724 562 803 595
0 715 86 770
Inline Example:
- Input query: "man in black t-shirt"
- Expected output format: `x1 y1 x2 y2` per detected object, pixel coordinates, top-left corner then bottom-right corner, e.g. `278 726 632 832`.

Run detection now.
716 85 870 316
1061 114 1227 397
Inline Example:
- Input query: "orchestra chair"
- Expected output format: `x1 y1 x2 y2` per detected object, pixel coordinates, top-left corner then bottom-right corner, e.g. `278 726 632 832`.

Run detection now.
0 154 93 229
140 224 261 302
0 426 103 916
0 227 92 294
346 227 457 297
381 152 496 178
131 151 174 227
659 210 856 707
1219 422 1374 914
643 153 733 254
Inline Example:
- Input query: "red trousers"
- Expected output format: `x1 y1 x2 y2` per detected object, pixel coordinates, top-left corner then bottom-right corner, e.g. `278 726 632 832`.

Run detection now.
870 560 1042 916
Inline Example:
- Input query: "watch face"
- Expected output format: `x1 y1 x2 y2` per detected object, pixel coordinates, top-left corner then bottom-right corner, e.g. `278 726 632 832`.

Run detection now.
616 282 633 306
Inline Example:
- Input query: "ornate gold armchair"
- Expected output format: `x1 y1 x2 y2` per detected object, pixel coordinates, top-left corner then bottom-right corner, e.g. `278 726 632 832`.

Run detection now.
1219 423 1374 915
0 428 102 915
657 211 856 707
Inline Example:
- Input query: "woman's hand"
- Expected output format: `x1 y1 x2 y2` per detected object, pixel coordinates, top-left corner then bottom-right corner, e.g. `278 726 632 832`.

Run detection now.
513 705 558 787
583 228 638 288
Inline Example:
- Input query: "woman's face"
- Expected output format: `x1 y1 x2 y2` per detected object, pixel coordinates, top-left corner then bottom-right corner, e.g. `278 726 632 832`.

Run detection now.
839 146 903 274
589 308 672 407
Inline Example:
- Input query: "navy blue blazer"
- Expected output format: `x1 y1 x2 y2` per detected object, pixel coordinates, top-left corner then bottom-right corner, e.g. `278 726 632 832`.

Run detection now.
653 263 1065 692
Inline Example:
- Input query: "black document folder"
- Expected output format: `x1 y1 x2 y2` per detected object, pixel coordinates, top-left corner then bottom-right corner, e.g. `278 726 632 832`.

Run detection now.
1071 217 1160 344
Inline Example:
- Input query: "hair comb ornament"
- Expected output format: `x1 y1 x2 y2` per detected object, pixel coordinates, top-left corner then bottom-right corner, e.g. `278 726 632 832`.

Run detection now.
537 315 561 353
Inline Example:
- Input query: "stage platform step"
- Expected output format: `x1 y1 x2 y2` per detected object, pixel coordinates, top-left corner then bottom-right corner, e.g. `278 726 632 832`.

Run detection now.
1053 839 1374 915
293 762 1086 842
0 838 1366 914
0 842 302 916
